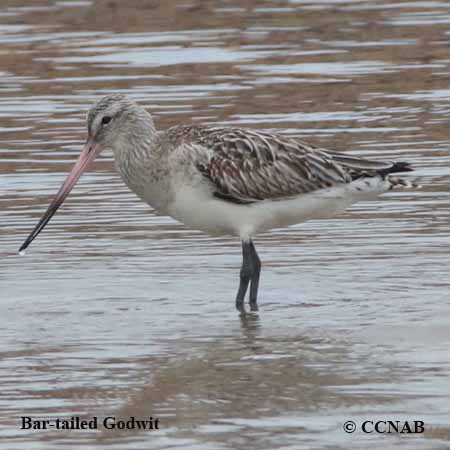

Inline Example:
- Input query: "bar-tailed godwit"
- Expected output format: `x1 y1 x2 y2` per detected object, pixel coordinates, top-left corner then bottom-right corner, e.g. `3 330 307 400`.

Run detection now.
19 94 415 312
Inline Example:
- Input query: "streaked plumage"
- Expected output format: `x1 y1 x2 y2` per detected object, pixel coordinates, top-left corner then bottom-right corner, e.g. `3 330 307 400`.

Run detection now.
164 125 411 203
20 94 416 312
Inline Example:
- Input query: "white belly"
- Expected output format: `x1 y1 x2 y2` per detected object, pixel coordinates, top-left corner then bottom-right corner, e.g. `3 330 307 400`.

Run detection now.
166 177 389 240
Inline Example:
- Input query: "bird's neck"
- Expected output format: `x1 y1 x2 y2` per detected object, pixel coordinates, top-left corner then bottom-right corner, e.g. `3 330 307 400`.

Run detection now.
111 111 157 168
112 114 170 211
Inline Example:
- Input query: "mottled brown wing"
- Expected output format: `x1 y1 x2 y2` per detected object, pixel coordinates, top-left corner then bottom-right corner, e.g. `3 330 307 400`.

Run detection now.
181 126 400 203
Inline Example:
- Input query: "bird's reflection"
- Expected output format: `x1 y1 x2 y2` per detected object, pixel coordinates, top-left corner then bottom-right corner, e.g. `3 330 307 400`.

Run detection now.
239 310 261 337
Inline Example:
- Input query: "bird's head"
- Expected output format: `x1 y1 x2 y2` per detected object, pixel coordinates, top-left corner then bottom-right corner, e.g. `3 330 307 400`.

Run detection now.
86 93 149 148
19 94 150 253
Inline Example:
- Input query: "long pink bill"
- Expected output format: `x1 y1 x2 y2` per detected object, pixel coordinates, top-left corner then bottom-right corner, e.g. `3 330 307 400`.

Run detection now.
19 140 103 253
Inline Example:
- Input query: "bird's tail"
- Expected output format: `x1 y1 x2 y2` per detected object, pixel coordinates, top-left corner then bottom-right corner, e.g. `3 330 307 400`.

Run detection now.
378 162 420 189
378 161 413 176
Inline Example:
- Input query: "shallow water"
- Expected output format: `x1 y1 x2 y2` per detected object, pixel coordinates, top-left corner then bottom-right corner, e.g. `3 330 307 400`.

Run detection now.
1 1 450 449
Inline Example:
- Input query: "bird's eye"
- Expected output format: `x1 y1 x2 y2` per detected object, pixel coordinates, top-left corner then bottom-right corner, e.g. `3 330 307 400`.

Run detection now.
101 116 112 125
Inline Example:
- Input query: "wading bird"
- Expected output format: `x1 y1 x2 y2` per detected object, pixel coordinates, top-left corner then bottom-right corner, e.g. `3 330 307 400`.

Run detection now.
20 94 414 312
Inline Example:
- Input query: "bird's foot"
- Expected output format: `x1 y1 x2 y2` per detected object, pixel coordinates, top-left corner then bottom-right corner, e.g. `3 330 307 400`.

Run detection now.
249 300 259 312
236 299 245 313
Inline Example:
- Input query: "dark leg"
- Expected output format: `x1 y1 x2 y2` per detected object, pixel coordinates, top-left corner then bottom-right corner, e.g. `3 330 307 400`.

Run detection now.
236 240 253 311
235 240 262 312
248 241 261 311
